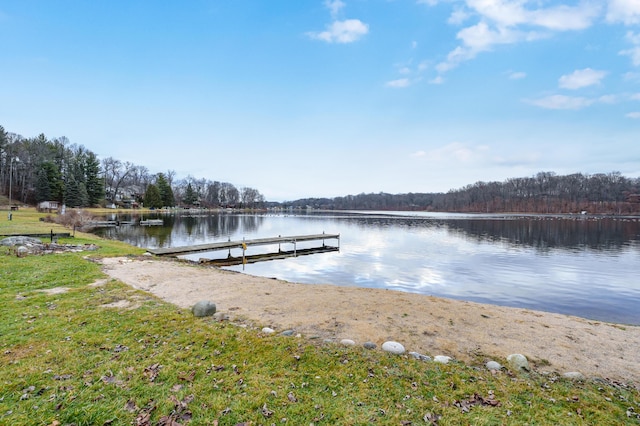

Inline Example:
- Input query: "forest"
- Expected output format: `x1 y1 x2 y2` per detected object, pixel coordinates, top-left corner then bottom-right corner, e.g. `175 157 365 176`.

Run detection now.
284 171 640 214
0 126 264 209
2 125 639 214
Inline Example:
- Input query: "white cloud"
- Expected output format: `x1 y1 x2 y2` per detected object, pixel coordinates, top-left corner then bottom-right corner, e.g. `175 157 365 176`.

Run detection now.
631 93 640 100
598 94 617 104
448 6 471 25
626 31 640 45
308 19 369 43
620 46 640 66
436 46 473 73
620 32 640 66
465 0 600 30
526 95 595 110
435 1 600 74
458 20 520 50
465 0 527 27
558 68 607 89
508 71 526 80
325 0 345 19
386 78 411 88
625 111 640 119
607 0 640 25
436 21 528 72
528 3 601 31
429 76 444 84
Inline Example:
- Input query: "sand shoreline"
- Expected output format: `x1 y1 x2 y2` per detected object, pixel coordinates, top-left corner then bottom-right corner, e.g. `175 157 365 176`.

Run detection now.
99 256 640 386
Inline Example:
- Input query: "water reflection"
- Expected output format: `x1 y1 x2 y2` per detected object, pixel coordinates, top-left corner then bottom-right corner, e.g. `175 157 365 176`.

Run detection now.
445 216 640 252
93 212 640 325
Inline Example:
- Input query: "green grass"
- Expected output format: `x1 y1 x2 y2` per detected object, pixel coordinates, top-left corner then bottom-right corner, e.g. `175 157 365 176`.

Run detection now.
1 209 639 425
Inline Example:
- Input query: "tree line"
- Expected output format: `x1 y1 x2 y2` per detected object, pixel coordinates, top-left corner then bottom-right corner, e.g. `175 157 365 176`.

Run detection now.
3 125 639 214
283 171 640 215
0 126 265 209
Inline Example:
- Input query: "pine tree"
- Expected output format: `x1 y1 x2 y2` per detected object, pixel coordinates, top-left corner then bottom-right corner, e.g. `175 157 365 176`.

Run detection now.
85 151 104 206
35 168 51 202
64 174 88 207
35 162 64 202
183 183 197 206
156 173 175 207
144 183 163 209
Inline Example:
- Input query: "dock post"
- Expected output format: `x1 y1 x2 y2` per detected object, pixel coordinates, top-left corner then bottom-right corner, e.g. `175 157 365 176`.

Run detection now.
242 238 247 270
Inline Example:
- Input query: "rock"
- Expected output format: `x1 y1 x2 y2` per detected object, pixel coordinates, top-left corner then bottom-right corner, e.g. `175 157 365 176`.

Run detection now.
562 372 585 381
506 354 529 372
191 300 217 317
363 342 377 350
1 236 42 246
486 361 502 371
381 341 406 355
434 355 452 364
409 351 431 361
16 246 29 257
213 312 229 321
340 339 356 346
280 330 295 336
262 327 275 334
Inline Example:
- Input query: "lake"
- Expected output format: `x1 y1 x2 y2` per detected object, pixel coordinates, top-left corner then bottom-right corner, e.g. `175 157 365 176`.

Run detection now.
93 211 640 325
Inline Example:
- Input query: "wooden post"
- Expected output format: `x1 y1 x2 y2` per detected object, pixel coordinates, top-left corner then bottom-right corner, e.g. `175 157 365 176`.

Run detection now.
242 239 247 270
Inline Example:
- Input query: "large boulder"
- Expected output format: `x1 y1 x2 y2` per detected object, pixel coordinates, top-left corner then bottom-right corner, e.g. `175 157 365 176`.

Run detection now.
1 236 42 246
191 300 217 317
506 354 530 372
381 341 406 355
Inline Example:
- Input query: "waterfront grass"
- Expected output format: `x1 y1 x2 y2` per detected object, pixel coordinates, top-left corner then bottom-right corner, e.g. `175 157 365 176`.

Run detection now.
1 209 638 425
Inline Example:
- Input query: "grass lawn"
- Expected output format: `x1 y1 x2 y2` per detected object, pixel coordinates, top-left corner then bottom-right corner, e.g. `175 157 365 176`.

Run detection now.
1 208 638 425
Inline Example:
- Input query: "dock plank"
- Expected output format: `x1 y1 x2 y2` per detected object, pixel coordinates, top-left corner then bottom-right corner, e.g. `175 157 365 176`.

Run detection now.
146 233 339 257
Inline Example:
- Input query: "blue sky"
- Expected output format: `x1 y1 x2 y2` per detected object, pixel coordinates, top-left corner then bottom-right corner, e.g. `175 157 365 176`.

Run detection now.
2 1 640 201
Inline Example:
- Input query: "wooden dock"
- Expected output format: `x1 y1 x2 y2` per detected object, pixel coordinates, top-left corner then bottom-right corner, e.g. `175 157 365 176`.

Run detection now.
140 219 163 226
146 233 340 257
198 246 340 266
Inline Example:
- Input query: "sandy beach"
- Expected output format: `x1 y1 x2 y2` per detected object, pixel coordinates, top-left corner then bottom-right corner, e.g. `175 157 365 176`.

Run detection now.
99 256 640 386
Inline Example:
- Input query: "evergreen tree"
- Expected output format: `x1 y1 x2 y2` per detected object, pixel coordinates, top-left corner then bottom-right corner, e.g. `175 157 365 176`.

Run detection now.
183 182 197 206
143 183 163 209
77 181 89 207
156 173 174 207
35 168 51 202
64 174 88 207
35 161 64 202
85 151 104 205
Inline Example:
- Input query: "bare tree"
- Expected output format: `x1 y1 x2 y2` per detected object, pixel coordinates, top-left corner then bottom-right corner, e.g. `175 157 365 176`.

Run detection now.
102 157 137 204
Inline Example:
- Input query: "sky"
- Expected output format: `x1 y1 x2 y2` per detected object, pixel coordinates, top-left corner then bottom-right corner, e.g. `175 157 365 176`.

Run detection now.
2 0 640 201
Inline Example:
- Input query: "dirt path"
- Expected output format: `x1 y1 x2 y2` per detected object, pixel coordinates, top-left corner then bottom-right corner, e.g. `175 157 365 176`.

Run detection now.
99 257 640 385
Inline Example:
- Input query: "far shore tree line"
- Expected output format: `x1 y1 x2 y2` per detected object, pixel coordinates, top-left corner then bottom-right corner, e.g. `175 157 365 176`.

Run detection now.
0 126 265 209
2 126 640 214
285 171 640 215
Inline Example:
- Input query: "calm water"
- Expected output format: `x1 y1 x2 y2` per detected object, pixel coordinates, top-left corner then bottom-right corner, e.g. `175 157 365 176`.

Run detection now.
94 211 640 325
